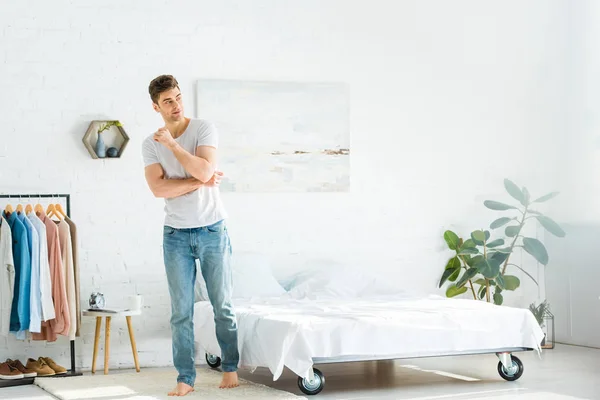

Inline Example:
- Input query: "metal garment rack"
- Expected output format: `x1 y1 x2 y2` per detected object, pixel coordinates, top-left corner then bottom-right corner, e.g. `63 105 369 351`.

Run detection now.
0 193 82 388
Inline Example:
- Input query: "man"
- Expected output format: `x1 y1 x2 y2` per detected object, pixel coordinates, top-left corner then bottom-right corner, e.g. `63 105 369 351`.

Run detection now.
142 74 239 397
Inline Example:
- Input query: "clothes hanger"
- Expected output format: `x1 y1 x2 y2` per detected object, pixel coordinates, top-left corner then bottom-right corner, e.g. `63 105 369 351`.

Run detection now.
4 195 14 216
25 195 33 214
34 195 44 216
47 195 61 220
46 203 57 219
16 195 24 214
53 195 65 220
55 203 67 218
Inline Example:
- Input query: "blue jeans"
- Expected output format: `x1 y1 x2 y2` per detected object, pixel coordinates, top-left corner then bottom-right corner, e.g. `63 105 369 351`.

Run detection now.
163 219 239 387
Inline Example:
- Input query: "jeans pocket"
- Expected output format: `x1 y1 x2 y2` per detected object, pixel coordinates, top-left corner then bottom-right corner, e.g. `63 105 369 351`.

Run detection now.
164 226 176 235
206 220 225 233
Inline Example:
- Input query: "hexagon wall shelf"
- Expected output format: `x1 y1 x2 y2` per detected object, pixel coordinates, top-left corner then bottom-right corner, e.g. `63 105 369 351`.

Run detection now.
82 120 130 159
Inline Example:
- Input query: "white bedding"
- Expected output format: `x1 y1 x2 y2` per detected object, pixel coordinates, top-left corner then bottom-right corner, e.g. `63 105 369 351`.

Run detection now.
194 293 544 381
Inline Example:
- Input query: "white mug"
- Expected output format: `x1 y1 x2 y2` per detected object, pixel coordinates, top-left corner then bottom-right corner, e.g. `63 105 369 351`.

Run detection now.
127 295 143 312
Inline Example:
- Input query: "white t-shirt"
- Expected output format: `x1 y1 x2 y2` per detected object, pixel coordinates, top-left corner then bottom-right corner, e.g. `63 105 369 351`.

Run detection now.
142 119 228 229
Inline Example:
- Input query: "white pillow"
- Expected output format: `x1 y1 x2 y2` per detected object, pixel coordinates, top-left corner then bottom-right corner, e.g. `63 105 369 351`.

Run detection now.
284 265 402 299
195 252 285 302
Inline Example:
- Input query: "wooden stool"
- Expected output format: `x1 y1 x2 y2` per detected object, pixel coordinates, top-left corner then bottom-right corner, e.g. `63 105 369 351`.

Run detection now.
83 310 141 374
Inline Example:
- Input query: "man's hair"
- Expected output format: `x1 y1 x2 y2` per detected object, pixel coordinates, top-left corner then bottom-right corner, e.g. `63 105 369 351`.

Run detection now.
148 74 179 104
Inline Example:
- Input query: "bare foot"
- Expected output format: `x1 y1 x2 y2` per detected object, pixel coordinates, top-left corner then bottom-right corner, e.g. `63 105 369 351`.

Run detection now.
168 382 194 396
219 371 239 389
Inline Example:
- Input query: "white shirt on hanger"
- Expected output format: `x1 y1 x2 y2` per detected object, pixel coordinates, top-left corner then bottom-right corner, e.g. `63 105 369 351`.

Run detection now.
27 212 55 321
0 215 15 336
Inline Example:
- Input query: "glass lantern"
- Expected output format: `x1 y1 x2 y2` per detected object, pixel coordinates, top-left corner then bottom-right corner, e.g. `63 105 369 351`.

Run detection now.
540 308 555 349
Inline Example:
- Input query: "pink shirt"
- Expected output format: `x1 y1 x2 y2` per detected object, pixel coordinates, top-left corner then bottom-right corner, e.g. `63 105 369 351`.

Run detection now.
31 212 70 342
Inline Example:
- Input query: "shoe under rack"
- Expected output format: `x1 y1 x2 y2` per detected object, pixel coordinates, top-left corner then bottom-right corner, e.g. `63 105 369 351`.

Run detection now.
0 344 83 388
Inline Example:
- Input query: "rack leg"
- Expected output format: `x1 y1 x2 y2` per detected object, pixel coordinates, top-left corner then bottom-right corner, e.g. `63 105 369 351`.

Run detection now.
70 340 76 373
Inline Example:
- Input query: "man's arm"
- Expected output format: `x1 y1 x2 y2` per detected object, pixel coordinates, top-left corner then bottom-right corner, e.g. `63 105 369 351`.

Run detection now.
144 163 202 198
169 144 217 183
152 127 217 183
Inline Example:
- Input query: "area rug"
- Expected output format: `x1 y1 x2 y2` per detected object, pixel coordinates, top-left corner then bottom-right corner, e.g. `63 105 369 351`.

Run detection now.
34 367 306 400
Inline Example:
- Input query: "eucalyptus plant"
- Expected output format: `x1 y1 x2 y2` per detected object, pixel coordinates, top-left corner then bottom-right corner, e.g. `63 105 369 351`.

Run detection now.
97 120 122 134
439 179 566 305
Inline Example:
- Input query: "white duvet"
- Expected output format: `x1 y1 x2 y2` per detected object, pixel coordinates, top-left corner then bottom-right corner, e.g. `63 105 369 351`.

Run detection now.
194 293 544 381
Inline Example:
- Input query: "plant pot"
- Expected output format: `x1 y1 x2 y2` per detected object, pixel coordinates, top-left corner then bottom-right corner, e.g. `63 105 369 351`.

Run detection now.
540 333 554 349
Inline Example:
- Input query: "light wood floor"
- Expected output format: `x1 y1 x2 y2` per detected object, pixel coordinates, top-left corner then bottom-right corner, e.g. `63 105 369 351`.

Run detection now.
1 344 598 399
239 343 600 399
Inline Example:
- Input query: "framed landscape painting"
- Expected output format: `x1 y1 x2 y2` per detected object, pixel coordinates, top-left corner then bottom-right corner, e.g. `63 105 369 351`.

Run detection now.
195 79 350 192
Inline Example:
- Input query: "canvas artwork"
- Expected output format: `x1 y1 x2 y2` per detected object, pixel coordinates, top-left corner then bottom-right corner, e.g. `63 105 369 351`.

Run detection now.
195 79 350 192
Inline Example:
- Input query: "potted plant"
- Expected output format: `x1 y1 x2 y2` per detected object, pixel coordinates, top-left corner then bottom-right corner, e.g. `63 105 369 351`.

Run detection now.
439 179 566 305
529 300 551 347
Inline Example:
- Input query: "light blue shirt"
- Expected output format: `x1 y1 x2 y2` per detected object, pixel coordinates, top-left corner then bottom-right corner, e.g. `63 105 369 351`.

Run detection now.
18 213 41 334
3 211 30 335
27 213 54 322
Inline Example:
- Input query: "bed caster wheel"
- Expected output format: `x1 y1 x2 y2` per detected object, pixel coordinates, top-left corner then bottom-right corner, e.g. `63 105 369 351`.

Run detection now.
298 368 325 395
497 355 523 381
205 353 221 369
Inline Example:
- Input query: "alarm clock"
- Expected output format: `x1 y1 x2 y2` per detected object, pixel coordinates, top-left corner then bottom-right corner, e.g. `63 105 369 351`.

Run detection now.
89 292 106 310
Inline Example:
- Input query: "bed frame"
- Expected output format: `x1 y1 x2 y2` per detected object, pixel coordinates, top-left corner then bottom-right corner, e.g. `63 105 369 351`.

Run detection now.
205 346 533 395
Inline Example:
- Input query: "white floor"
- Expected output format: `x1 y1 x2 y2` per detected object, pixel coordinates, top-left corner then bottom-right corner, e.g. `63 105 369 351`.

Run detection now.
0 385 56 400
0 344 598 400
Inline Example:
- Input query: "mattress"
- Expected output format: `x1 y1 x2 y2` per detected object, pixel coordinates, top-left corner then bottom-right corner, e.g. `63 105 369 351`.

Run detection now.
193 293 545 381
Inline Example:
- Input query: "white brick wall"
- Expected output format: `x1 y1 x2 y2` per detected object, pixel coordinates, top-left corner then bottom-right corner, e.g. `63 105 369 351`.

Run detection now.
550 0 600 224
0 0 570 370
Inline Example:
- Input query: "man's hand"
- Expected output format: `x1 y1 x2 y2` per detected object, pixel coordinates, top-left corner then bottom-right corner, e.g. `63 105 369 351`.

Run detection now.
206 171 224 186
153 127 177 150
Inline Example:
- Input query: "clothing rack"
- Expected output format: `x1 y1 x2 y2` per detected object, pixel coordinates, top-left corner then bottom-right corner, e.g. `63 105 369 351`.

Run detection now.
0 193 82 388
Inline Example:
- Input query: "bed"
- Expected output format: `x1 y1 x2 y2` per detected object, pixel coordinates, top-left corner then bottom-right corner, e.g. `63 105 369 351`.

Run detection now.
193 259 545 395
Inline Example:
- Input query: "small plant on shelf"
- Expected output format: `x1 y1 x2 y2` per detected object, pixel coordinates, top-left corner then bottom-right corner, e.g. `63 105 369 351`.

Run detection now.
83 120 130 159
95 120 122 158
97 120 122 134
439 179 566 305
